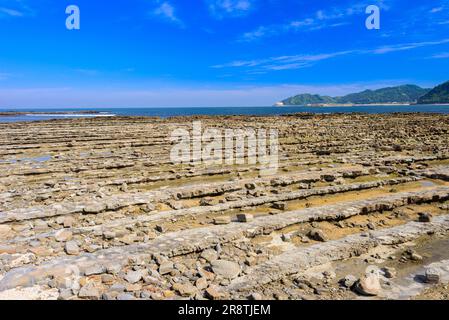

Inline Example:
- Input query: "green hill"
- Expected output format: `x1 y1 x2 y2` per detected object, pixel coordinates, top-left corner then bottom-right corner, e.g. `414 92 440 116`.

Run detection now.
417 81 449 104
280 85 430 105
336 85 429 104
282 94 336 105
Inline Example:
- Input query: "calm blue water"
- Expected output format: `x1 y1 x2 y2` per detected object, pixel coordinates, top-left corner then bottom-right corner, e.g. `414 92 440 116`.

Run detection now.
1 105 449 123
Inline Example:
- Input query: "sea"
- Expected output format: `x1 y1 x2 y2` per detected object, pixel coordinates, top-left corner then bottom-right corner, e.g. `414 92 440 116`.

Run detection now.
1 105 449 123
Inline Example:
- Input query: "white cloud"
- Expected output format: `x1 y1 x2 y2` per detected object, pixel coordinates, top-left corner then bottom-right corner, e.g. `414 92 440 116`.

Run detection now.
215 38 449 72
430 7 443 13
152 1 184 26
0 7 23 17
207 0 253 19
431 52 449 59
238 3 367 41
373 38 449 54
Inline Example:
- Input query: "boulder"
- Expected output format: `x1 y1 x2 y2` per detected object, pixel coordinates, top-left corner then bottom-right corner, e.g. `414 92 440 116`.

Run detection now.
354 273 382 296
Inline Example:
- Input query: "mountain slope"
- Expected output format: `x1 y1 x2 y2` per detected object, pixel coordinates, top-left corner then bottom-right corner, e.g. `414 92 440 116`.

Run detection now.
280 85 430 105
418 81 449 104
336 85 429 104
282 94 336 105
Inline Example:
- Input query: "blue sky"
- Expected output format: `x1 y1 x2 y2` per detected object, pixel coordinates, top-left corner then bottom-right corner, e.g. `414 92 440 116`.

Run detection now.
0 0 448 107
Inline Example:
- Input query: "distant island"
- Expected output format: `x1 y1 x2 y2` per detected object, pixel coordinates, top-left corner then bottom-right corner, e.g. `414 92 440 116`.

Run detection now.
276 81 449 106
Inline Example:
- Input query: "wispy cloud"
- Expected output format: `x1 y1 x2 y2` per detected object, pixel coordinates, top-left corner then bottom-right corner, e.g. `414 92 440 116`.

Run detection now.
373 38 449 54
0 0 35 18
206 0 253 19
431 52 449 59
430 7 444 13
214 38 449 72
213 51 354 71
152 1 184 27
0 7 23 17
238 2 372 41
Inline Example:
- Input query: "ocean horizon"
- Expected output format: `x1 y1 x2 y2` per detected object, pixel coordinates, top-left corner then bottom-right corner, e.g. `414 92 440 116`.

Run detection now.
1 104 449 123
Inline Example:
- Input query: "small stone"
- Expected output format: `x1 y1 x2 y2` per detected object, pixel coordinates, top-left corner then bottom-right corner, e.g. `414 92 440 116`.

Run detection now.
63 217 75 228
354 273 382 296
272 202 287 211
117 293 135 300
308 228 328 242
85 265 106 276
173 283 198 297
200 197 215 206
159 261 174 275
103 231 116 240
205 285 222 300
65 241 80 255
124 270 143 284
142 203 156 213
195 277 208 290
383 267 397 279
78 283 101 300
245 183 256 190
109 283 126 292
101 274 115 284
55 229 73 242
213 216 231 225
155 225 166 233
58 288 74 300
236 213 254 223
211 260 241 279
425 268 440 284
410 253 423 261
281 234 292 242
418 212 432 223
200 249 218 262
340 275 357 288
106 263 122 274
248 293 262 300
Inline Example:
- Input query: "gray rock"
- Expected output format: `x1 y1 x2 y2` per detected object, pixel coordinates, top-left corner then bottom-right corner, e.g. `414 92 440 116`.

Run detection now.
418 212 432 223
354 273 382 296
64 241 80 255
425 268 440 284
159 261 174 275
110 283 126 292
211 260 241 280
382 267 397 279
54 230 73 242
308 228 328 242
124 270 143 284
236 213 254 223
272 202 287 211
78 283 101 299
117 293 135 300
200 249 218 262
340 275 357 288
213 216 231 225
85 265 106 276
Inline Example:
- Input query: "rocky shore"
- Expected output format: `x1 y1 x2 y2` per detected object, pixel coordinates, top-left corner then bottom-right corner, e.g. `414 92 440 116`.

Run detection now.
0 113 449 300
